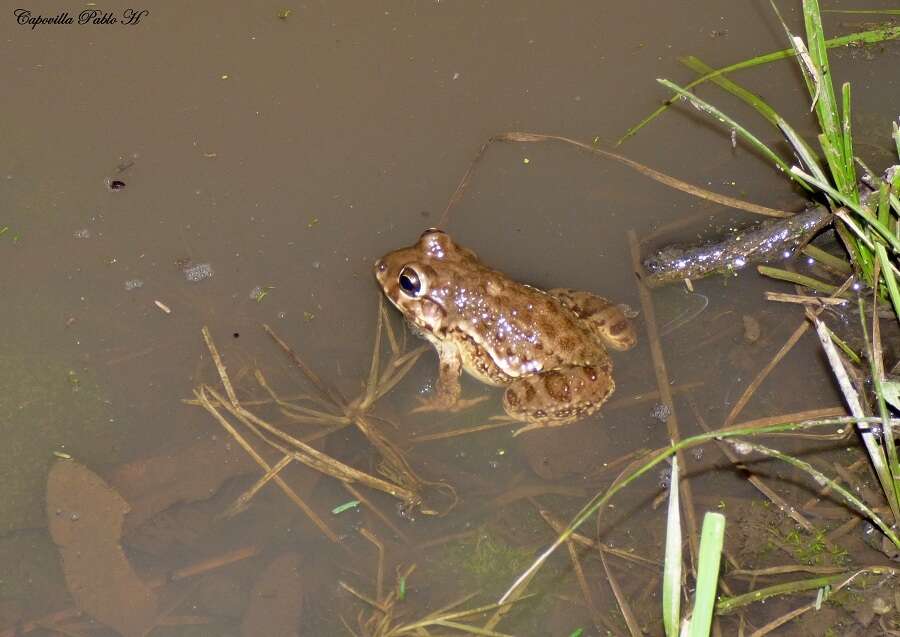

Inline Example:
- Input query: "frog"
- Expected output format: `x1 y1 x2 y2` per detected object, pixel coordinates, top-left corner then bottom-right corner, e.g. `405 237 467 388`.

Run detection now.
374 228 637 434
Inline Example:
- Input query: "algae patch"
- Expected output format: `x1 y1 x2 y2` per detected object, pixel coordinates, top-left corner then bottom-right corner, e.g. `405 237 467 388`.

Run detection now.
0 354 124 534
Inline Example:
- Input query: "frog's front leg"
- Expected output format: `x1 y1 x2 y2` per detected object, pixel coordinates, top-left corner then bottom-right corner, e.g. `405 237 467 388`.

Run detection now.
502 363 614 434
411 340 487 413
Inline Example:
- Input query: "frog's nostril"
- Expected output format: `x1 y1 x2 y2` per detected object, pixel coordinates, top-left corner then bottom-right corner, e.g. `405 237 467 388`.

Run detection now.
374 259 387 274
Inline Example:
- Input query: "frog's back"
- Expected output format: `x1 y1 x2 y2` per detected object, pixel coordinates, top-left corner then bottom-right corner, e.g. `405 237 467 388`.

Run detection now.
444 266 609 382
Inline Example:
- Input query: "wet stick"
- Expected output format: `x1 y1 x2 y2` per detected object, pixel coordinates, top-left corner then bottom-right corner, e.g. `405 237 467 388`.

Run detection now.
194 387 341 543
566 540 619 635
628 229 700 571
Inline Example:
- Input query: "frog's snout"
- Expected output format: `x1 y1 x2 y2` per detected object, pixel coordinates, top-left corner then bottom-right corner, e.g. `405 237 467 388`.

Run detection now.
373 258 387 281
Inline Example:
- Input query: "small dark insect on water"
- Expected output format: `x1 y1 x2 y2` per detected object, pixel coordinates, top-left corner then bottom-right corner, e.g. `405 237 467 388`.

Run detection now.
108 179 126 191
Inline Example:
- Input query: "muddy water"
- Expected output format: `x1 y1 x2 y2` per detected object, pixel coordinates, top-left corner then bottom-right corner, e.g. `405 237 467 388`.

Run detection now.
2 2 899 635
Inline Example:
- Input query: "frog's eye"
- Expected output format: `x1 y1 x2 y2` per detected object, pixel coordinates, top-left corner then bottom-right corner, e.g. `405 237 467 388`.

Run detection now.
398 266 422 297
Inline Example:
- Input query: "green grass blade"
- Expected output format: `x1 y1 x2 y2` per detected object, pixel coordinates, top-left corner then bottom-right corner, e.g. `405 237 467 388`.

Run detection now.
717 574 843 614
822 323 862 365
814 314 900 525
499 416 885 604
688 513 725 637
878 179 892 227
617 25 900 145
657 79 793 178
803 0 845 162
858 295 900 511
770 1 819 111
679 55 780 128
777 121 830 188
801 244 852 275
792 167 900 254
679 55 819 191
728 438 900 547
894 121 900 158
662 455 682 637
818 132 851 196
841 82 858 201
757 265 843 295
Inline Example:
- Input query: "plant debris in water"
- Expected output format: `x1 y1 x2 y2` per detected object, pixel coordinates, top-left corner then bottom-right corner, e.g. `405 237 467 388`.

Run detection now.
642 205 831 285
47 460 159 637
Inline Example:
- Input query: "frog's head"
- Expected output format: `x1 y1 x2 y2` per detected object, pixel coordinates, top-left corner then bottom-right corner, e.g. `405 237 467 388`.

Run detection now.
374 228 471 336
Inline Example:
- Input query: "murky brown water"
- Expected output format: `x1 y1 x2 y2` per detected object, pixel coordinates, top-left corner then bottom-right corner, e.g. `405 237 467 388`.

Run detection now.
2 2 900 635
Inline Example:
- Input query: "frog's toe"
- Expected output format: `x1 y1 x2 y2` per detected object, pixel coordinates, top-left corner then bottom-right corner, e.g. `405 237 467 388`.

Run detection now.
410 394 488 414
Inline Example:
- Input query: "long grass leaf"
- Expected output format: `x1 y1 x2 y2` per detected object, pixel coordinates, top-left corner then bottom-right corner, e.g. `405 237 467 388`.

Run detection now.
617 25 900 145
727 438 900 547
662 455 682 637
876 244 900 322
498 416 891 604
777 121 830 186
717 574 843 614
858 295 900 513
812 316 900 524
801 244 852 275
804 0 845 163
792 167 900 253
841 82 858 201
894 120 900 159
818 132 851 195
877 178 891 227
679 55 821 191
657 79 793 178
688 513 725 637
678 55 780 127
757 265 842 295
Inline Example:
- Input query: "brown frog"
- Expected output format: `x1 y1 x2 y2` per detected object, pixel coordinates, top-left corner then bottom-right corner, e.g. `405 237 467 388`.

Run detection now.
374 229 636 434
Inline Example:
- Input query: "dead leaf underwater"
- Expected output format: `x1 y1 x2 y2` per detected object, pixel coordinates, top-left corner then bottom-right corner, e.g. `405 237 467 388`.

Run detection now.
46 460 159 637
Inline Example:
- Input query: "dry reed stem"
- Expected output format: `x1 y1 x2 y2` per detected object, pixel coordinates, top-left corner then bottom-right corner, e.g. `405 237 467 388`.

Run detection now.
537 509 659 569
598 548 642 637
260 320 436 512
437 132 792 228
730 564 847 578
344 482 411 543
264 323 349 407
223 453 294 518
410 421 514 443
205 383 418 504
360 528 386 603
566 540 619 635
628 228 700 571
195 387 340 542
764 291 848 306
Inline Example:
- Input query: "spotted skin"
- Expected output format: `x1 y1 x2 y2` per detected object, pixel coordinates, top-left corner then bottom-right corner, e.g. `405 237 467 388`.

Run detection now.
374 229 637 431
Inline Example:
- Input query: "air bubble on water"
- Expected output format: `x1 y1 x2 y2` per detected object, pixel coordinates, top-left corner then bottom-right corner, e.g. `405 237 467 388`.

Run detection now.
124 279 144 291
73 228 91 239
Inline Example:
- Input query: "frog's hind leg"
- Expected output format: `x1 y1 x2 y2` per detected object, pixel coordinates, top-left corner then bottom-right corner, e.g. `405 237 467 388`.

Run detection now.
547 288 637 351
503 363 614 434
